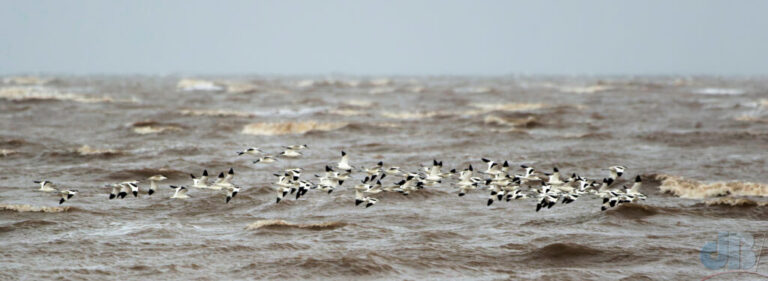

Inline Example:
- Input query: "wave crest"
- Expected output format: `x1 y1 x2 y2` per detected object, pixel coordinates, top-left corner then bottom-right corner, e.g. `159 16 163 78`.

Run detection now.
241 121 347 136
656 174 768 199
704 198 768 207
604 203 660 219
0 86 121 103
0 204 70 213
245 220 347 231
76 145 123 156
132 121 184 134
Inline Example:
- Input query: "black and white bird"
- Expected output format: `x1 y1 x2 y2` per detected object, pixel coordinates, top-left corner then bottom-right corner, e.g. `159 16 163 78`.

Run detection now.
273 173 292 203
535 184 559 212
224 185 240 203
147 175 167 196
58 189 78 205
33 180 57 192
121 181 140 198
362 161 384 176
608 166 626 181
624 175 646 202
253 156 277 164
190 170 210 188
481 158 502 176
212 168 235 189
337 151 353 173
237 147 263 156
283 144 308 151
169 185 190 199
106 184 118 200
279 149 302 158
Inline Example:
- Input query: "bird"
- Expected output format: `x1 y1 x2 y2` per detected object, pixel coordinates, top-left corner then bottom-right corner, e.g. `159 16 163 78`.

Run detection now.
624 175 646 202
337 151 353 173
237 147 263 156
423 159 444 185
58 189 78 205
253 156 277 164
279 149 302 158
384 166 403 176
481 158 502 176
362 161 384 176
169 185 190 199
190 170 210 188
273 173 292 203
608 166 626 181
283 144 308 150
223 185 240 203
117 183 129 199
147 175 167 196
33 180 57 192
211 168 235 189
121 181 140 197
106 184 118 200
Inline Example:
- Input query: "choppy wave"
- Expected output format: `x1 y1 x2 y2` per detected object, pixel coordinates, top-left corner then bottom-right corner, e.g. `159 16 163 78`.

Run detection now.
105 168 187 181
453 86 493 94
0 149 16 157
656 174 768 199
379 111 439 120
241 121 347 136
221 82 259 94
557 84 613 94
75 145 123 156
327 109 367 116
483 115 539 128
245 219 347 231
179 109 255 118
0 204 70 213
368 87 396 95
703 197 768 207
343 100 374 107
2 76 51 85
0 86 120 103
693 88 745 95
132 121 184 134
176 79 224 92
524 243 612 265
469 103 546 114
604 203 661 219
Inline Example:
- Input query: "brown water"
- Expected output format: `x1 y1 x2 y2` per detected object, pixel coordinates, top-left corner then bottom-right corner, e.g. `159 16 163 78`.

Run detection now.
1 76 767 280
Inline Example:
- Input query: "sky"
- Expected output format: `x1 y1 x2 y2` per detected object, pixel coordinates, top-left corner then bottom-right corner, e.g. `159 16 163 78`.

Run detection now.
1 0 767 75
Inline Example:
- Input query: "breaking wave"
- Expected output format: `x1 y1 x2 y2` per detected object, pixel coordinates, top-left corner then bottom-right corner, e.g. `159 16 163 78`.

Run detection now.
75 145 123 157
2 76 51 85
241 121 347 136
703 197 768 207
0 204 71 213
469 103 545 113
656 174 768 199
245 219 347 231
0 86 122 103
0 149 16 157
557 84 613 94
483 115 539 128
379 111 439 120
176 79 224 92
132 121 184 134
692 88 745 95
179 109 255 118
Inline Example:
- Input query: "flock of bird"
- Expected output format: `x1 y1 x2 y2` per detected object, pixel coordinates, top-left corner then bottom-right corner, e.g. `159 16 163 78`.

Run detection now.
31 145 647 212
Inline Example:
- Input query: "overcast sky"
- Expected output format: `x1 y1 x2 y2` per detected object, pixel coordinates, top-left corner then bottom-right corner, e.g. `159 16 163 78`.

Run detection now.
1 0 767 75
